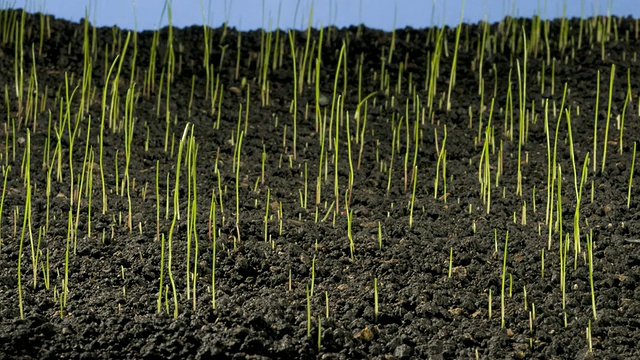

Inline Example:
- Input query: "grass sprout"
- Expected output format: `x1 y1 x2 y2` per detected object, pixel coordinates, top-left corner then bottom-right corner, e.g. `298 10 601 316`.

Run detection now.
500 231 509 328
446 0 465 111
628 143 637 208
0 165 9 245
587 229 597 320
601 64 615 173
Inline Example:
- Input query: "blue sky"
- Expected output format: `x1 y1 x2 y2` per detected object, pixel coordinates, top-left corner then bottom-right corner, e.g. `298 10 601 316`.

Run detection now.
2 0 637 31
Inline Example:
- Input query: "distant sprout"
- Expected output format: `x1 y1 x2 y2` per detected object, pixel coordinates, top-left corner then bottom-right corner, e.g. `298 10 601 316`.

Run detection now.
628 143 637 208
448 247 453 278
618 68 632 154
500 231 509 328
288 30 298 160
488 289 492 320
306 283 311 337
374 277 379 323
593 70 601 172
541 249 545 278
310 256 316 297
318 315 322 350
408 165 418 227
446 0 465 111
0 165 9 243
325 291 329 318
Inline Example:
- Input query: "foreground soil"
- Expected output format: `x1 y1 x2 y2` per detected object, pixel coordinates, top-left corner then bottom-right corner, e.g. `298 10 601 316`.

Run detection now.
1 9 640 359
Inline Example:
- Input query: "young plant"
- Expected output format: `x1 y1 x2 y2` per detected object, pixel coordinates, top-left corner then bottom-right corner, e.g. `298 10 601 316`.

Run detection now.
601 64 615 172
501 231 509 328
587 229 597 320
306 283 311 337
310 255 316 297
434 125 448 200
619 68 631 154
409 166 418 227
515 27 527 197
99 55 121 214
0 165 9 245
592 70 601 172
374 277 379 323
448 247 453 278
298 5 313 93
264 188 270 242
17 130 31 319
288 30 298 160
235 131 244 230
347 209 354 260
446 0 465 111
157 230 165 313
211 194 217 310
628 142 637 209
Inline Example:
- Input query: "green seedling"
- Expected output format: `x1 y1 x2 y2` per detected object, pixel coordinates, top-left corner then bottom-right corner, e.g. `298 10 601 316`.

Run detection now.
345 112 355 209
99 54 120 214
288 31 298 160
306 283 311 337
264 188 270 242
211 194 217 309
235 130 244 229
587 229 597 320
299 4 313 93
409 165 418 227
564 105 579 200
317 315 322 350
593 70 601 172
619 68 631 154
601 64 615 173
515 28 527 196
448 247 453 278
13 9 25 122
374 277 379 323
488 289 492 319
587 319 593 352
573 153 590 269
63 210 72 312
0 165 9 245
310 255 316 298
501 231 509 328
17 130 31 319
387 3 396 64
434 125 448 200
628 143 637 208
356 92 376 169
446 0 465 111
347 209 354 259
234 31 242 80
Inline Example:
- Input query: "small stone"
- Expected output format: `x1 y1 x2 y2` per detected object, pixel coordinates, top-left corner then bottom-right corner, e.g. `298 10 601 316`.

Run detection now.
393 344 413 359
354 326 374 342
448 307 463 316
318 93 330 107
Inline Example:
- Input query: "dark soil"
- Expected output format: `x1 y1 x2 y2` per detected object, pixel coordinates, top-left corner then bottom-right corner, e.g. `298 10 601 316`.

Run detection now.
1 9 640 359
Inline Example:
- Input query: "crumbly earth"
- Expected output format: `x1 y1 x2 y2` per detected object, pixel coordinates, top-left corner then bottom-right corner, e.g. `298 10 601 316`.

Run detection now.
0 10 640 359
